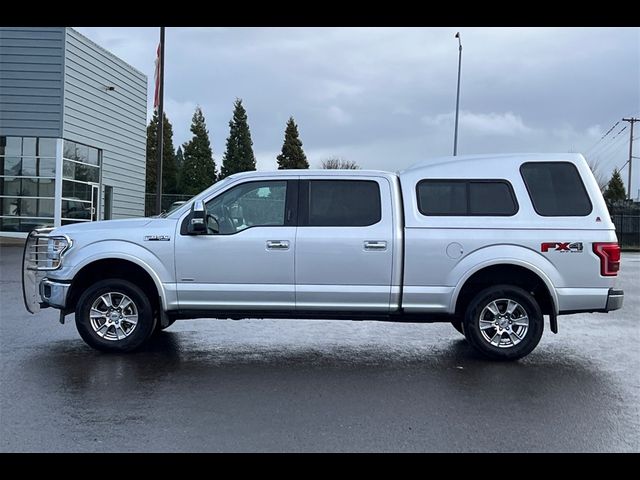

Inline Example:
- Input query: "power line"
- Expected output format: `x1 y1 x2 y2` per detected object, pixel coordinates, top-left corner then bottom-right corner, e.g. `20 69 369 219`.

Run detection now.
590 125 627 157
586 120 620 153
591 128 628 162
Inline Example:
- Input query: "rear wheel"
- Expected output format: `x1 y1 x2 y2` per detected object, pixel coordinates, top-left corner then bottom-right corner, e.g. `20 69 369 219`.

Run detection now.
75 279 156 352
463 285 543 360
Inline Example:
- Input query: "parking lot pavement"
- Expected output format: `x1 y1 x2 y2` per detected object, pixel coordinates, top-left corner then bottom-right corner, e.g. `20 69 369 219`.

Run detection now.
0 244 638 452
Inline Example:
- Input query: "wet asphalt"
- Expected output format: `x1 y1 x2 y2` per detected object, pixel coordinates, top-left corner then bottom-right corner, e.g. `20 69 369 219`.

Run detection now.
0 244 638 452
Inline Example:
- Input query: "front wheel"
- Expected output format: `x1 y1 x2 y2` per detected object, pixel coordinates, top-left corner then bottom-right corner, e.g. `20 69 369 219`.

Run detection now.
75 279 156 352
463 285 544 361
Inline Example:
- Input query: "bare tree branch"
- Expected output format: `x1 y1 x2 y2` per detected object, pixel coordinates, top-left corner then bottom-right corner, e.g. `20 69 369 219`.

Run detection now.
320 157 360 170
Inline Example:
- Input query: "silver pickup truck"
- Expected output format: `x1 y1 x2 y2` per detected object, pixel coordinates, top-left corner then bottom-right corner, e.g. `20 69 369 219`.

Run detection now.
22 153 623 360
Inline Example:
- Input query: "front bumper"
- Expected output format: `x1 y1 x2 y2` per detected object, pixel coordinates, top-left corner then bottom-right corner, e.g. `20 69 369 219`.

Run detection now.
39 278 71 309
605 288 624 311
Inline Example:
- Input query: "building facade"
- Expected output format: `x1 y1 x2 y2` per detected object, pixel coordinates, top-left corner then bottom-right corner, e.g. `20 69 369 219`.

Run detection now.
0 27 147 236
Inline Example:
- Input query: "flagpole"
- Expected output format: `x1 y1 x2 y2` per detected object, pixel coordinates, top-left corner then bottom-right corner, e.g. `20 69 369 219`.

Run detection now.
155 26 165 215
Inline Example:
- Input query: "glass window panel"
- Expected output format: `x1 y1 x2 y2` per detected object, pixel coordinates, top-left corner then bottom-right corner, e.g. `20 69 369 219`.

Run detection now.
74 163 99 183
0 136 5 157
417 181 467 216
38 158 56 177
21 178 55 198
87 147 100 166
21 157 37 176
308 180 381 226
0 177 21 196
63 180 92 201
0 217 53 233
75 143 88 163
62 199 91 220
63 159 75 179
63 140 77 160
0 197 20 216
3 157 21 176
469 182 518 215
205 181 287 234
521 162 592 216
4 137 21 157
22 137 36 157
0 197 53 217
38 138 57 158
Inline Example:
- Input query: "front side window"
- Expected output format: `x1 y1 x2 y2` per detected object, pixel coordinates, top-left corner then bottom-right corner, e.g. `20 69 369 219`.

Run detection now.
205 181 287 234
520 162 592 216
306 180 381 227
417 180 518 216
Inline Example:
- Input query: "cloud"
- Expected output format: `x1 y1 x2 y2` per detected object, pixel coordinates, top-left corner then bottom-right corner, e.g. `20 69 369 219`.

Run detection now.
74 27 640 192
422 111 534 136
325 105 353 126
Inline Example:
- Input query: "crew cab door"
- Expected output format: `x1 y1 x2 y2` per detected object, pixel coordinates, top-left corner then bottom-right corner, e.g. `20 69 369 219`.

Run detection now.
295 177 394 311
175 178 298 310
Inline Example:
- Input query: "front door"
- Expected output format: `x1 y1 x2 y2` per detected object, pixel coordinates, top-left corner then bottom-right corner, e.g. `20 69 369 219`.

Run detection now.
295 178 394 311
175 179 297 310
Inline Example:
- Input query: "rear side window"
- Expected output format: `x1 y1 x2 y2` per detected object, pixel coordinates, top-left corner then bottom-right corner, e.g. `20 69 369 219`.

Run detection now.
307 180 381 226
520 162 592 216
417 180 518 216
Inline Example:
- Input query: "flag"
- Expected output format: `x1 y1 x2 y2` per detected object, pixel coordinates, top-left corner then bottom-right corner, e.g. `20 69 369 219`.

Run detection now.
153 43 161 111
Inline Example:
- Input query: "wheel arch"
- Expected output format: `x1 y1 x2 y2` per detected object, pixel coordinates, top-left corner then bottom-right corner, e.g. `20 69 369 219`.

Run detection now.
65 255 166 313
452 260 558 317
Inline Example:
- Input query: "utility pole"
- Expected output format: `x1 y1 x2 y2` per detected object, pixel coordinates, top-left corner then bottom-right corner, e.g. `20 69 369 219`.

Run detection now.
453 32 462 156
622 117 638 200
155 27 166 215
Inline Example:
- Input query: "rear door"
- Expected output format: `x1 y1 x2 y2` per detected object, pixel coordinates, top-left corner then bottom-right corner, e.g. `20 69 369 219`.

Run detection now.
295 177 394 311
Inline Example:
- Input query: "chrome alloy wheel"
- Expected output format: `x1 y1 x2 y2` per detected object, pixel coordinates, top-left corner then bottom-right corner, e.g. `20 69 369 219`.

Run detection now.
89 292 139 341
478 298 529 348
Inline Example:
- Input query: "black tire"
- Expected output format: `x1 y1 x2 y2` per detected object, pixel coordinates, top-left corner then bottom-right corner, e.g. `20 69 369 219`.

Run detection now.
451 319 465 336
154 317 176 333
75 279 156 352
463 285 543 361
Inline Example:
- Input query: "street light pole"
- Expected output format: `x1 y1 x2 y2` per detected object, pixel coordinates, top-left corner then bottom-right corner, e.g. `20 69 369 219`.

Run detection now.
453 32 462 156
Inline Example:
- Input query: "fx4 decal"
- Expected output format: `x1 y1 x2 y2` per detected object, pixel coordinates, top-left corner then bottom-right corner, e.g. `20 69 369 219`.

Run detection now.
541 242 583 253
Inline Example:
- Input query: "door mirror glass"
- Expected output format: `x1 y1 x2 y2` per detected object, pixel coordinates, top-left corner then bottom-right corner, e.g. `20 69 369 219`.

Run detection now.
187 200 207 234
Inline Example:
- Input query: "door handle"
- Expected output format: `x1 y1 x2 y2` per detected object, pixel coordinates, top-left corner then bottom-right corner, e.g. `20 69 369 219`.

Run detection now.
266 240 290 250
364 241 387 251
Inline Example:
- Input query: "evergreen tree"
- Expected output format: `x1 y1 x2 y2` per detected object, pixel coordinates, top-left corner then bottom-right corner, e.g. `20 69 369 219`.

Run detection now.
175 146 184 171
220 99 256 179
276 117 308 169
145 111 178 197
603 168 626 204
181 107 216 196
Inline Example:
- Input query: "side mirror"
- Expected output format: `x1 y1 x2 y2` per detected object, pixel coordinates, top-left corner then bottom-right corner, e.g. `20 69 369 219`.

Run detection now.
187 200 207 234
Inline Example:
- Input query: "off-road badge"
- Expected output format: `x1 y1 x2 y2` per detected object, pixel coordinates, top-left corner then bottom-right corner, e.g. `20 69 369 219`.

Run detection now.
144 235 171 241
541 242 583 253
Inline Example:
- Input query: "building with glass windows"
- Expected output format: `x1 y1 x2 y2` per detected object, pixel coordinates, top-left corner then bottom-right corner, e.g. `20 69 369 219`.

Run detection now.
0 27 147 237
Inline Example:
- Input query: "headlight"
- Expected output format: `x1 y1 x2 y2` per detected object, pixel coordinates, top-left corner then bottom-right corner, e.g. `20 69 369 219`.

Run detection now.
46 236 71 268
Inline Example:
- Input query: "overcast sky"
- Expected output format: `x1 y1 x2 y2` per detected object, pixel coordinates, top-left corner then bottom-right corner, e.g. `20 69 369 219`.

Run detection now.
75 27 640 194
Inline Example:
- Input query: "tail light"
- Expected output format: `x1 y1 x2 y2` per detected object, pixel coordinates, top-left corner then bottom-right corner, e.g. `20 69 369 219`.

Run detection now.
593 242 620 276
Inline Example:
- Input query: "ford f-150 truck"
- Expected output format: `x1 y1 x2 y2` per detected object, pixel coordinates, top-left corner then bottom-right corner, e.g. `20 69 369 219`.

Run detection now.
22 153 624 360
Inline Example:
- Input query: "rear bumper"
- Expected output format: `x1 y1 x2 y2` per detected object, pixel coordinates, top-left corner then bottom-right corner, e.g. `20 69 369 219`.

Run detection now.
605 288 624 312
559 288 624 315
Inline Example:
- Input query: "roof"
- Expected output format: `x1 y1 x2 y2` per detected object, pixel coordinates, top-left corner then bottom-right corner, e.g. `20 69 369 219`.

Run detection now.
226 169 395 179
401 153 586 174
